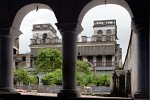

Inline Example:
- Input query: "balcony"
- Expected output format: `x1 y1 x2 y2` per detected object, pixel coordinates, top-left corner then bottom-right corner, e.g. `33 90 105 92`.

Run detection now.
30 35 116 45
30 38 62 45
89 62 116 71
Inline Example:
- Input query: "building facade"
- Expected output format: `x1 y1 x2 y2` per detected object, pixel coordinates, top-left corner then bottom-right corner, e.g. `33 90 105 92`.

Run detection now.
30 20 122 74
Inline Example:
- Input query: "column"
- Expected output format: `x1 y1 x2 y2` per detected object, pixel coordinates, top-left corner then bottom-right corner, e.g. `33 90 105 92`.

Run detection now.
125 70 131 96
56 22 80 98
0 28 20 95
132 18 149 99
110 71 117 96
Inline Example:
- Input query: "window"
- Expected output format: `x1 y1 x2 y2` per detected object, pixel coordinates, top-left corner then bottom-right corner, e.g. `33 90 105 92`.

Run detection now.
106 55 112 66
43 33 47 39
97 30 103 35
96 55 102 67
106 29 112 41
106 29 112 34
97 30 103 41
87 56 93 63
22 56 26 61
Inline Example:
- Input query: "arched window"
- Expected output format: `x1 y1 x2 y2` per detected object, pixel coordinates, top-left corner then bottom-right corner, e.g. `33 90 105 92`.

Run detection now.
106 29 111 41
97 30 103 35
97 30 103 41
42 33 47 43
43 33 47 39
106 29 112 35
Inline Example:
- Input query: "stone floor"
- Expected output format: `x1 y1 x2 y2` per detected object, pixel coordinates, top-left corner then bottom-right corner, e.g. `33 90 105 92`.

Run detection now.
19 91 133 100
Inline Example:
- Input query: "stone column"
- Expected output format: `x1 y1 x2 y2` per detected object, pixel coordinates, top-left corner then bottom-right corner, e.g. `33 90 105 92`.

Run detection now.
132 18 149 99
0 28 20 95
56 22 80 98
125 70 131 96
110 71 117 96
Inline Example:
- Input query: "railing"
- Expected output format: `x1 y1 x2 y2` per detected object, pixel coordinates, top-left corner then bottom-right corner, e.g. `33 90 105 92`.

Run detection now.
30 38 62 45
30 35 116 45
89 61 115 67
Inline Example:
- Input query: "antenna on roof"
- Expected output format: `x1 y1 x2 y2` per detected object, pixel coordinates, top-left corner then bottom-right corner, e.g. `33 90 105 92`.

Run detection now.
105 0 107 5
36 5 38 12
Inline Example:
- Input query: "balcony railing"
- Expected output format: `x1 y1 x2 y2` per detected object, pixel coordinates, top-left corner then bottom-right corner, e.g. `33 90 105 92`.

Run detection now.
89 61 115 67
30 38 62 45
30 35 116 45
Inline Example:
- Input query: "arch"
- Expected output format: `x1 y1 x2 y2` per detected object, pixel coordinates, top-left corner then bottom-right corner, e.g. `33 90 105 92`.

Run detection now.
10 3 57 37
106 29 112 35
43 33 48 39
77 0 133 32
97 30 103 35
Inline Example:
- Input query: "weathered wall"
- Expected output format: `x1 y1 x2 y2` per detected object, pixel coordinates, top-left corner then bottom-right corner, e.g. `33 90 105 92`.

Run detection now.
123 30 138 97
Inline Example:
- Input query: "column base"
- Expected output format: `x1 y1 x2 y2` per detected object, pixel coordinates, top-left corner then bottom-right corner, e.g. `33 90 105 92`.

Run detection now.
0 88 21 100
134 91 147 99
0 87 21 95
57 89 81 98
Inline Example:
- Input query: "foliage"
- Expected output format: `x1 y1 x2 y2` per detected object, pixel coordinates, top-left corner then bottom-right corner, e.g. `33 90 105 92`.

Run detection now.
13 68 30 85
77 72 96 86
77 60 91 74
40 59 111 86
41 69 62 85
29 76 39 85
13 48 111 87
77 72 87 86
13 67 39 85
77 72 111 86
34 48 62 74
96 74 111 86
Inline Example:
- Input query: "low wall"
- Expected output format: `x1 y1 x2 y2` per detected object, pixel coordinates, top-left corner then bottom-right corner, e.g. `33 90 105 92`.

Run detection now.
14 85 110 94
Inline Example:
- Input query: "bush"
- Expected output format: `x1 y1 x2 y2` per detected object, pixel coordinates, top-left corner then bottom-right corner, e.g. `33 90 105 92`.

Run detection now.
41 69 62 85
96 74 111 86
13 68 30 85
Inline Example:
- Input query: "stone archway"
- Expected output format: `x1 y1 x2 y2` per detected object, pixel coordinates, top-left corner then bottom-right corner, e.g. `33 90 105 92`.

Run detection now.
0 3 58 95
77 0 149 99
77 0 133 32
11 3 55 37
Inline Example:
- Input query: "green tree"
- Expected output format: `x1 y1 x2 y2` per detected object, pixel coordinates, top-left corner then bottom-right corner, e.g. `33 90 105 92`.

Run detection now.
96 74 111 86
29 76 39 85
13 68 30 85
77 60 96 86
77 60 91 74
34 48 62 74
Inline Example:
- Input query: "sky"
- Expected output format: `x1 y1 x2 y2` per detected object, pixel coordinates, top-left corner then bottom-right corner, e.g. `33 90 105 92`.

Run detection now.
19 4 131 63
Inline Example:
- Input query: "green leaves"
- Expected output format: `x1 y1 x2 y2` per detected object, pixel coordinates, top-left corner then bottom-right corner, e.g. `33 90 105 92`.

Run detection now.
77 60 91 74
35 48 62 74
13 68 39 85
41 69 62 85
96 74 111 86
13 68 30 85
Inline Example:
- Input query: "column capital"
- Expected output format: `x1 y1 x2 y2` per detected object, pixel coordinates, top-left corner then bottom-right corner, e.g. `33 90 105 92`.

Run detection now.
131 18 147 33
0 27 10 35
0 26 22 38
56 22 82 34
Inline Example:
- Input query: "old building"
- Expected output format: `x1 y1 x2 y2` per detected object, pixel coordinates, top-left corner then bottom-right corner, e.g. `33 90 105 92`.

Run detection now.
30 19 122 74
13 38 20 68
13 37 32 69
0 0 148 99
